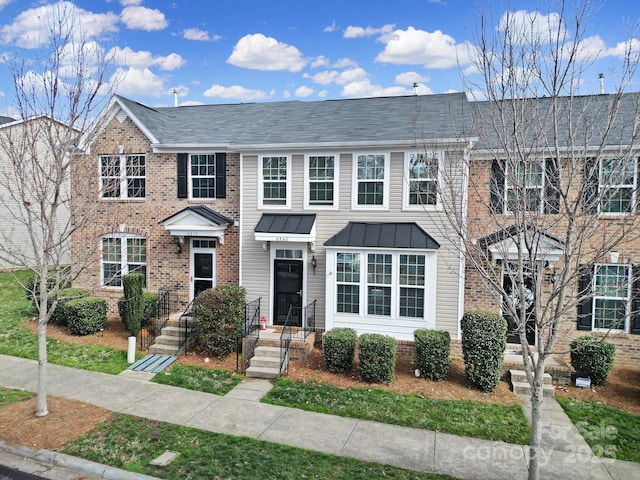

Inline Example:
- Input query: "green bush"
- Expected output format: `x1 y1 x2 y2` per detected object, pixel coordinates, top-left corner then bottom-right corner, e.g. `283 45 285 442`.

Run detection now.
414 329 450 381
193 285 246 359
66 297 107 336
120 274 145 337
49 288 88 326
460 310 507 392
358 333 396 384
570 336 616 386
24 267 71 304
323 328 358 373
118 291 159 326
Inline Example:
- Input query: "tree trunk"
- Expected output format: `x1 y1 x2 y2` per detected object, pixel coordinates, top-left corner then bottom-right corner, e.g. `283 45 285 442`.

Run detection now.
35 317 49 417
528 363 546 480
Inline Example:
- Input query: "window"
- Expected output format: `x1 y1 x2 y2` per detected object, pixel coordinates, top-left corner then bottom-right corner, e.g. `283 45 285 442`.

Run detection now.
261 156 289 207
336 253 360 313
354 154 387 208
593 264 630 330
334 252 427 318
399 254 426 318
306 155 336 207
407 152 439 207
100 155 146 199
506 161 544 212
599 157 636 213
191 154 216 198
101 235 146 287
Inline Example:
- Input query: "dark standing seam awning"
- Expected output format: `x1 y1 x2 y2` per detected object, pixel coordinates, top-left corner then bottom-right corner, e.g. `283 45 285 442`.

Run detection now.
324 222 440 249
254 213 317 248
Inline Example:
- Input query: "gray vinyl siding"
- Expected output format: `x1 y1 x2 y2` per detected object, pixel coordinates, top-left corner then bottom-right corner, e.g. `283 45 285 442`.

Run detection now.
240 146 466 339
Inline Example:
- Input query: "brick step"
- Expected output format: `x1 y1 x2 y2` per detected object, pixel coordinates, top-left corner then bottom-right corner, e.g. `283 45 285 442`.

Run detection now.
509 370 553 385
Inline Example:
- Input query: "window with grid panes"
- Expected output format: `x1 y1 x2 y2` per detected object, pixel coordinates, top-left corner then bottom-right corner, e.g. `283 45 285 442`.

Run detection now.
599 158 636 213
356 154 385 206
399 254 426 317
408 153 438 206
336 253 360 313
101 235 146 287
190 154 216 198
262 156 288 205
367 253 392 315
308 155 335 205
593 264 630 330
100 155 145 199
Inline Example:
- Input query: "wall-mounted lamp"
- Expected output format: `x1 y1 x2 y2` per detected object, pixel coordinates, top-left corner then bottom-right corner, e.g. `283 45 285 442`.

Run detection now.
311 255 318 274
175 236 184 254
550 268 558 284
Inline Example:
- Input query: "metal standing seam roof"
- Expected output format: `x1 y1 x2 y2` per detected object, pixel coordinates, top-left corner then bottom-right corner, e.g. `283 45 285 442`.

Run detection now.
324 222 440 249
159 205 234 226
254 214 317 234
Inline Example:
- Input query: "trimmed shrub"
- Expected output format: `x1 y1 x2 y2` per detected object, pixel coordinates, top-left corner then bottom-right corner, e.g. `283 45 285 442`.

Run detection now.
49 288 88 326
120 274 145 337
570 336 615 386
119 291 159 327
358 333 396 384
193 285 246 359
66 297 107 336
460 310 507 392
25 268 71 304
414 329 450 381
323 328 358 373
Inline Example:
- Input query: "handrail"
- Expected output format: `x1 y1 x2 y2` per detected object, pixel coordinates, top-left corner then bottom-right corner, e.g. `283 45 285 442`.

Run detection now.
279 304 294 374
139 288 171 351
237 297 261 372
176 298 194 354
302 299 316 340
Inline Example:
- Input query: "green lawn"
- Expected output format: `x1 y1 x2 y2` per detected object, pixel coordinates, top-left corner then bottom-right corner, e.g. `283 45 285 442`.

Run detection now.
152 364 243 395
0 387 34 408
557 397 640 463
263 378 530 445
0 271 130 374
63 414 459 480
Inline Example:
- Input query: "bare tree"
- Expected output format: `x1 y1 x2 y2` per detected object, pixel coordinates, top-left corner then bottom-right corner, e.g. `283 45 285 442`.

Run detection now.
0 3 116 417
415 2 640 479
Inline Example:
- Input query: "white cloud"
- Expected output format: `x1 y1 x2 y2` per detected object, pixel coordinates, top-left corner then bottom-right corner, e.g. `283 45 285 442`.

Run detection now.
333 58 358 69
179 100 205 106
341 80 412 98
344 24 395 39
203 84 270 101
294 85 314 97
183 28 210 41
120 6 168 31
0 0 12 11
498 10 566 46
227 33 307 72
376 26 474 68
310 67 368 86
318 89 328 98
105 66 166 96
0 1 119 48
311 56 330 68
602 38 640 60
395 71 430 86
108 46 185 71
324 20 337 33
119 0 142 5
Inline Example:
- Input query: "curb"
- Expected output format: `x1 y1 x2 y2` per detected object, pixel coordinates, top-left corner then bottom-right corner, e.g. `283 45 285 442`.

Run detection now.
0 440 162 480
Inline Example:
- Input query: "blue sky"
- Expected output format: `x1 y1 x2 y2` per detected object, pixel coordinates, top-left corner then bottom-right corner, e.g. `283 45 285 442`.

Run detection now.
0 0 638 114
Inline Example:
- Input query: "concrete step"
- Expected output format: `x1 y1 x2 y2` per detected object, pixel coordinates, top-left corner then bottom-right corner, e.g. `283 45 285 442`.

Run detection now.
153 335 183 347
510 369 553 385
149 344 182 355
254 346 282 358
246 365 280 379
250 356 281 369
161 326 194 338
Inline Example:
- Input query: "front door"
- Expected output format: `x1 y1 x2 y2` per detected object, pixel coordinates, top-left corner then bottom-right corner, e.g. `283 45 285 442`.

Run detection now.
273 260 302 326
503 273 536 345
191 239 216 300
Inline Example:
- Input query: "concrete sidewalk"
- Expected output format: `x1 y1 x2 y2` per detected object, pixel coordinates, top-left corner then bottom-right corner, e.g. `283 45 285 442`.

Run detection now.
0 355 637 480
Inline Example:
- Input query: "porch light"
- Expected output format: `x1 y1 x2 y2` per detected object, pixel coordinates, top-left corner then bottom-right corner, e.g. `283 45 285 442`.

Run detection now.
550 268 558 284
311 255 318 274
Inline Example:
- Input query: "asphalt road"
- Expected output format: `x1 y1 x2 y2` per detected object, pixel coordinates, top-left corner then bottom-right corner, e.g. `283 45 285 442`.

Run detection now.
0 465 45 479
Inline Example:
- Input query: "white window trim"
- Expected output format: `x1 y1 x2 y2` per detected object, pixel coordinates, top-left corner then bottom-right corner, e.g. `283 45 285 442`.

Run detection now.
592 263 631 332
351 152 390 210
99 154 146 200
188 153 217 200
402 151 443 211
504 159 545 215
304 154 339 210
100 233 147 289
597 157 637 215
258 154 291 209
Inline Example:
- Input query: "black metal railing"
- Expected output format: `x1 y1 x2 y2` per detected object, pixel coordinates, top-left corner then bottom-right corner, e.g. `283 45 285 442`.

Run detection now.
279 304 294 374
237 297 261 373
140 288 171 351
176 298 194 354
302 299 316 340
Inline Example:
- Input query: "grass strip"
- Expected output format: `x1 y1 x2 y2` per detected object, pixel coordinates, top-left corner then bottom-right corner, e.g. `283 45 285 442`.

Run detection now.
0 271 130 374
0 387 34 408
151 364 243 395
263 378 530 445
557 397 640 463
63 413 459 480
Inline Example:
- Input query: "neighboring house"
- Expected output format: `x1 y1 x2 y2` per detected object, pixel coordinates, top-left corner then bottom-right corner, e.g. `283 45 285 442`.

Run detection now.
0 115 72 269
464 93 640 367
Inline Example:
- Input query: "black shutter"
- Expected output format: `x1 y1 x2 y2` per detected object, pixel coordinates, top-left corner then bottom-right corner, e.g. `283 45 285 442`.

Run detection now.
216 153 226 199
177 153 188 198
631 265 640 334
544 158 560 214
576 265 593 331
490 159 505 214
582 157 598 214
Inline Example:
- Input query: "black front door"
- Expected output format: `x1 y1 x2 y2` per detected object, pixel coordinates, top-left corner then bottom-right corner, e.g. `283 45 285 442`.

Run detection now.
193 252 214 298
274 260 302 326
503 275 536 345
